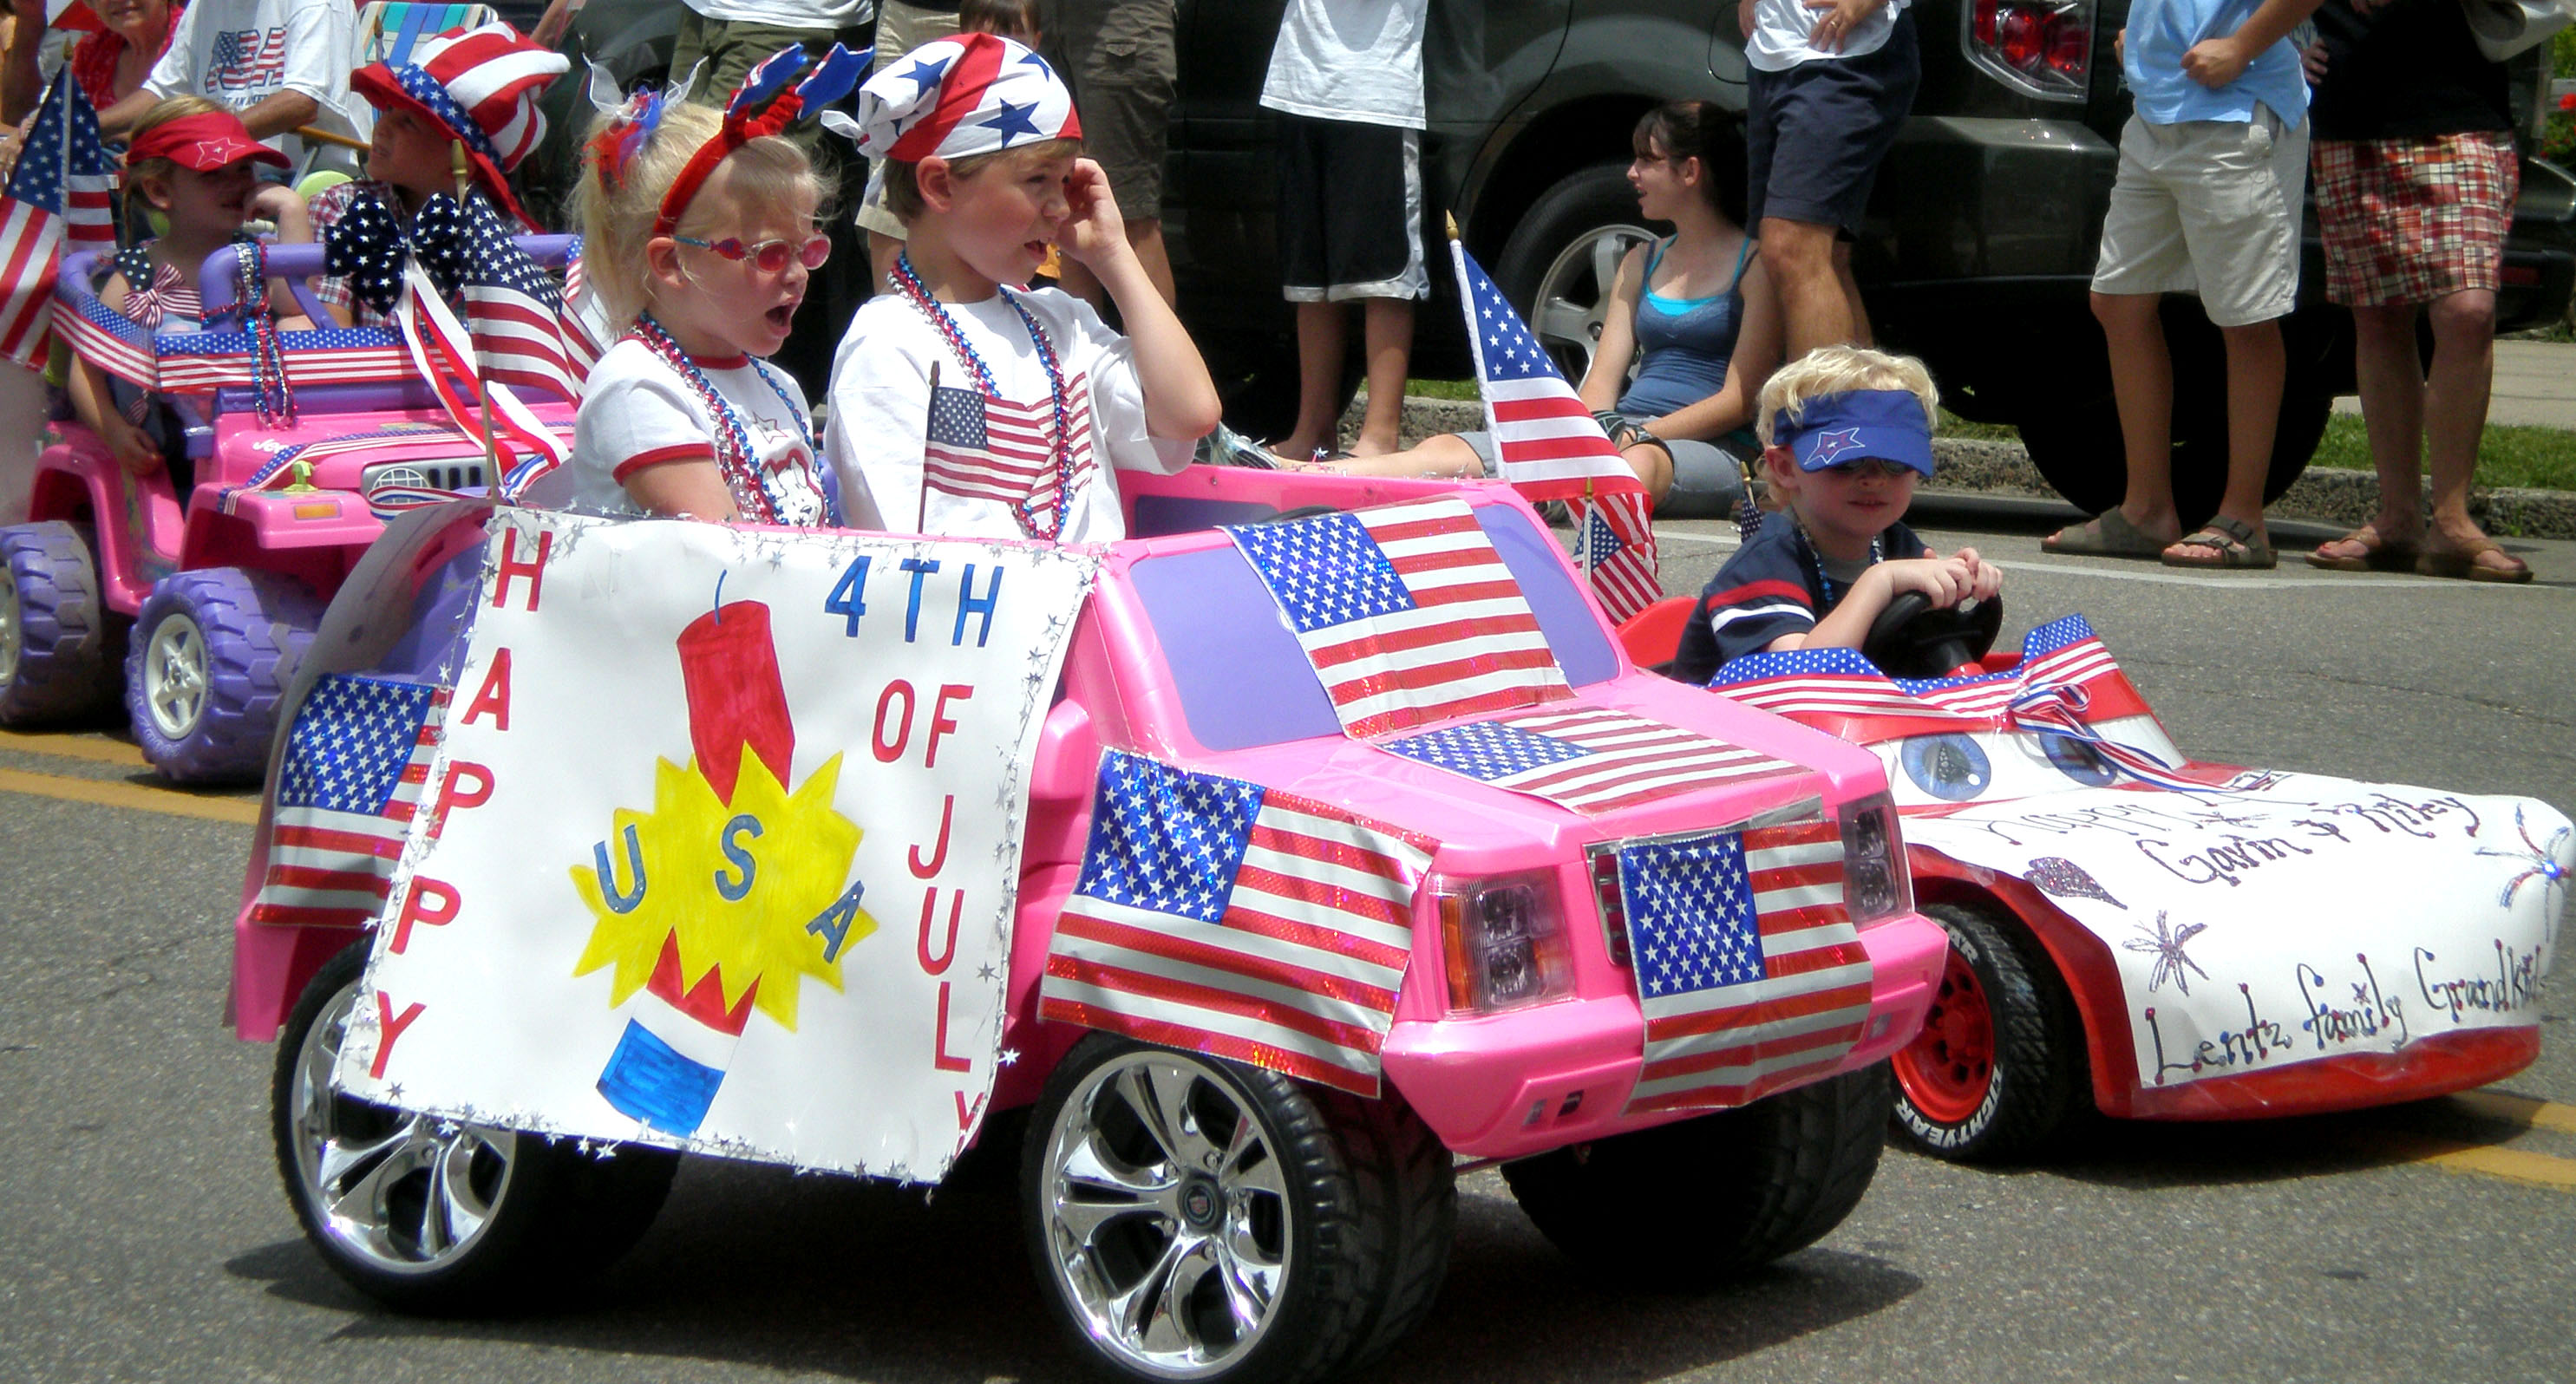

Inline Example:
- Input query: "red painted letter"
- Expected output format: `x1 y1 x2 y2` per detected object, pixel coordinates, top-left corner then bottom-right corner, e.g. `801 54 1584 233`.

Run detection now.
460 648 513 729
389 877 461 954
954 1089 988 1130
369 993 427 1078
932 982 973 1072
872 680 915 762
490 528 551 611
925 683 972 767
918 886 963 974
908 795 955 878
428 761 493 840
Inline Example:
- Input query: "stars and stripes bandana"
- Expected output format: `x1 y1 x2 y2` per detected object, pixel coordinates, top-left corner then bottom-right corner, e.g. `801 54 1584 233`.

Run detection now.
1382 706 1803 816
1712 614 2150 746
1222 498 1571 740
1038 750 1433 1097
246 676 448 930
845 33 1080 162
1616 819 1872 1113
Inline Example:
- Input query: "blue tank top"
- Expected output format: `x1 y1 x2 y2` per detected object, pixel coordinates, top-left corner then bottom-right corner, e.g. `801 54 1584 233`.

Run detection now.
1617 236 1753 420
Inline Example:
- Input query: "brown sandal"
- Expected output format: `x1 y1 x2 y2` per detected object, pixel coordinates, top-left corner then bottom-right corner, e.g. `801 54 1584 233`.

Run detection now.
2161 515 2276 570
2306 523 2419 573
2416 539 2533 584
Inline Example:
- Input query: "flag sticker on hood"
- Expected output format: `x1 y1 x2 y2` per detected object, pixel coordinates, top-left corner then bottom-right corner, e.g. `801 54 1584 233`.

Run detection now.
1382 707 1801 815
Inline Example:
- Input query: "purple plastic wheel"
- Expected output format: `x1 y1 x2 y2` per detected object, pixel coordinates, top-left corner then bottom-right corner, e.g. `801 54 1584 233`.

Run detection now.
126 567 324 784
0 520 120 723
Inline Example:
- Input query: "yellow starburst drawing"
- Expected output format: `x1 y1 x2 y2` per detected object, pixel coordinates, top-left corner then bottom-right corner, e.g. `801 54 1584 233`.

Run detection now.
571 749 873 1031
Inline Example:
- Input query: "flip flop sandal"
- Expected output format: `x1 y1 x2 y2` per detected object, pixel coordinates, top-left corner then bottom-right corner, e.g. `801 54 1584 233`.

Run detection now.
2042 506 2170 559
2161 515 2276 570
2305 524 2418 572
2416 540 2534 584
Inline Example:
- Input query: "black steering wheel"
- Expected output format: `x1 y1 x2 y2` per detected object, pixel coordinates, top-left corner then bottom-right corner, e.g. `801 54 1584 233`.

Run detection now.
1862 591 2004 679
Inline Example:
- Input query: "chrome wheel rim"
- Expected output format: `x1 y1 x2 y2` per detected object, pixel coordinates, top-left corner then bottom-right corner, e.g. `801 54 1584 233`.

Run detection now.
142 611 208 740
288 979 520 1275
1528 221 1657 384
0 565 22 687
1039 1051 1291 1379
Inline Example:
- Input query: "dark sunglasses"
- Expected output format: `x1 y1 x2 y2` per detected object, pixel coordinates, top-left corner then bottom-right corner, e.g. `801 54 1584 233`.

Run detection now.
670 232 832 274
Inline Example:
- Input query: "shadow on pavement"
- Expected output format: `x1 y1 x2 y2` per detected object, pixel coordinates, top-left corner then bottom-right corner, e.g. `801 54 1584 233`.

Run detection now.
1971 1091 2565 1192
226 1159 1922 1381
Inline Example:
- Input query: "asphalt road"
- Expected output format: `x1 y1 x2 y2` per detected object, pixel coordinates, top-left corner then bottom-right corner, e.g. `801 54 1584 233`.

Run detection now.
2 508 2571 1384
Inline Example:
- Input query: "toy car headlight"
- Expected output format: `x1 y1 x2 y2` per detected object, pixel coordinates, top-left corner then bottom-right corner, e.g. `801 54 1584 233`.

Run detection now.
1836 792 1912 925
1434 869 1573 1014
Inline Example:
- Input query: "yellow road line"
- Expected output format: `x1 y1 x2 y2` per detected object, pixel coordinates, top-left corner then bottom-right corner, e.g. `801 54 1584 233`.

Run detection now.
2455 1089 2576 1138
0 728 147 767
2354 1130 2576 1191
0 766 258 825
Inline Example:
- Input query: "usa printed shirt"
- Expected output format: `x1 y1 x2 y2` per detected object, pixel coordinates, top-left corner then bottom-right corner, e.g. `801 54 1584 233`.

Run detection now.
825 287 1193 544
1672 517 1929 686
144 0 360 156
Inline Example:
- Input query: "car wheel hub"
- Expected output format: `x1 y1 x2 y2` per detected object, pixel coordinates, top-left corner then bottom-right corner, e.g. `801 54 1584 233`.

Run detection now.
143 611 211 740
0 565 21 686
1530 221 1656 383
1040 1051 1290 1378
288 979 520 1275
1893 945 1997 1125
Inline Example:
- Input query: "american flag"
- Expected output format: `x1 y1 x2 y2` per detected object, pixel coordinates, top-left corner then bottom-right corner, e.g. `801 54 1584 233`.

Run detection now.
1712 614 2148 745
1038 750 1433 1097
560 236 607 376
1223 497 1570 739
1618 819 1872 1113
53 280 157 388
245 676 448 929
0 72 116 368
1382 706 1803 815
1450 238 1658 617
459 196 582 402
393 222 571 500
925 381 1096 520
156 325 416 393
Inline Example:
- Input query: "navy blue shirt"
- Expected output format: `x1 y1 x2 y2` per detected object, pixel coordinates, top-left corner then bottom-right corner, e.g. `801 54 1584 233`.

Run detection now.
1671 518 1930 685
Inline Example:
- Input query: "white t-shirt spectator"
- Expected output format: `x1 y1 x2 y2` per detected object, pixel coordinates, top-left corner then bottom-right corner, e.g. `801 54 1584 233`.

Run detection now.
1259 0 1428 131
572 338 830 525
683 0 873 28
144 0 360 156
827 287 1193 543
1746 0 1910 70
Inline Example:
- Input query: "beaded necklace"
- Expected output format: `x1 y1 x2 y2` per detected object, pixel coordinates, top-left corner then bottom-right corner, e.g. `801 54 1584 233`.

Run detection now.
239 240 294 428
889 251 1077 539
625 312 827 526
1795 520 1882 614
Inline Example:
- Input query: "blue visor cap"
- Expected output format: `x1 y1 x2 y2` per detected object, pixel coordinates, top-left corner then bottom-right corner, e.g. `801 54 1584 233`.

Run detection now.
1777 389 1936 477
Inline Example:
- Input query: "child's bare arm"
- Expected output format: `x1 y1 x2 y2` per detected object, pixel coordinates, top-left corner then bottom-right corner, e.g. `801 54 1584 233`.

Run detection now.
623 455 743 522
1636 258 1783 441
2181 0 2326 87
69 356 163 474
1059 158 1219 441
252 184 319 324
1576 245 1645 415
1771 556 1988 652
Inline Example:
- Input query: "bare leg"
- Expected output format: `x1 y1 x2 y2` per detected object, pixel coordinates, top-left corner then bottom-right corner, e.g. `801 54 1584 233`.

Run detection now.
1280 300 1347 460
1760 217 1856 359
2344 302 2428 549
1353 297 1415 457
2210 317 2281 544
1311 432 1485 478
1832 240 1871 347
2046 292 2181 546
1623 440 1674 507
2421 287 2513 571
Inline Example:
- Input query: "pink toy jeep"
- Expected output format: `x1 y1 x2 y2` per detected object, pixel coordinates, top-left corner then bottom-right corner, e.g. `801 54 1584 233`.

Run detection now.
230 470 1948 1384
0 239 572 781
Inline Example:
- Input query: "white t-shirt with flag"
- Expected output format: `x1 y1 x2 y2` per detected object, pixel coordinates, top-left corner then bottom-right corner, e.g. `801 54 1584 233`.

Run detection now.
144 0 361 157
569 338 828 524
827 287 1193 544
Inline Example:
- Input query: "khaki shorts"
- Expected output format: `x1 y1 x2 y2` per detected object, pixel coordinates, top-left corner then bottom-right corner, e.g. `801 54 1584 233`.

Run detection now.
2090 108 2309 329
1040 0 1175 219
857 2 965 240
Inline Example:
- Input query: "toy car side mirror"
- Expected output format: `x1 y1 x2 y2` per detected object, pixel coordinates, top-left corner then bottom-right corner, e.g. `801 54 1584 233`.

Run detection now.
1029 697 1100 802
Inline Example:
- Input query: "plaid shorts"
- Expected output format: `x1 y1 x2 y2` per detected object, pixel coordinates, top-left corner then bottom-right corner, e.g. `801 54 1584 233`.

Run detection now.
2313 132 2519 307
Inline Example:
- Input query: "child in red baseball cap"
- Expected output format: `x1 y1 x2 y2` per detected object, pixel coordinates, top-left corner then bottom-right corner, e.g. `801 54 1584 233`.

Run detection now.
63 96 315 483
309 20 567 327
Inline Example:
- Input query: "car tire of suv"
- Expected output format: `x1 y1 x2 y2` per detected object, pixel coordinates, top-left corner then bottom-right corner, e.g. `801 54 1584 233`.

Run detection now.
1887 903 2087 1162
1022 1034 1454 1384
1500 1061 1889 1284
2015 308 2334 526
1494 163 1660 387
271 941 679 1315
126 566 324 784
0 520 121 723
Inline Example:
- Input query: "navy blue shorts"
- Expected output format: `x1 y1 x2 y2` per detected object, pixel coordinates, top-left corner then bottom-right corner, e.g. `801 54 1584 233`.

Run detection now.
1746 11 1921 235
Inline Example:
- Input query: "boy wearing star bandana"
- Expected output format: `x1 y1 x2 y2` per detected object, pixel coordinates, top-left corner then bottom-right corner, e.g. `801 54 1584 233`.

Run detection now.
1670 345 2001 686
824 33 1219 543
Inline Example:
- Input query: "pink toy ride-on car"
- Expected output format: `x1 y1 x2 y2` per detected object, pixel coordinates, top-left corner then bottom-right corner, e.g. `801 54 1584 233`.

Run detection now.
231 469 1952 1384
0 238 572 781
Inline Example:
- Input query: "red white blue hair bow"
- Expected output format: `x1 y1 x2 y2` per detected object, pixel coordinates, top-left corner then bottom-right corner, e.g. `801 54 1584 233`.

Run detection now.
651 42 867 237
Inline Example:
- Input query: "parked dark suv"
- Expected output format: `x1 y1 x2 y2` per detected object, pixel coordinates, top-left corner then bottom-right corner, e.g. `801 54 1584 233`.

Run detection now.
527 0 2576 522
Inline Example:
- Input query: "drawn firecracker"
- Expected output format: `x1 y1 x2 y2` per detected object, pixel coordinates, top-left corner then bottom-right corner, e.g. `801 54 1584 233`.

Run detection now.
573 595 873 1136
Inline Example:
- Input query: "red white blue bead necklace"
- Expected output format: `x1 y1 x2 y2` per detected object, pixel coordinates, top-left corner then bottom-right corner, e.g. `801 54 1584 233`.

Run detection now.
627 312 827 526
890 251 1076 539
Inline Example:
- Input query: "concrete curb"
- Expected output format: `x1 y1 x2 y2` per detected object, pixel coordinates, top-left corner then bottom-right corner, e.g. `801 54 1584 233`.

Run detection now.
1351 393 2576 541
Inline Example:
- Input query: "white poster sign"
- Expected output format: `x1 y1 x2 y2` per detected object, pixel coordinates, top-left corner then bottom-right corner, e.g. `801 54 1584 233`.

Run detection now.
335 510 1096 1179
1903 774 2570 1087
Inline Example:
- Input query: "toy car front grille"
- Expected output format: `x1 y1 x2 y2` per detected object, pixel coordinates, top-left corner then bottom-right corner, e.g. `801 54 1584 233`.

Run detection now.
360 460 488 496
1585 797 1830 968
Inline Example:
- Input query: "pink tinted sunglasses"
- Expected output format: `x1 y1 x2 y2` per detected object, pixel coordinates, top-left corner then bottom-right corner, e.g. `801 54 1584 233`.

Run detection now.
670 232 833 274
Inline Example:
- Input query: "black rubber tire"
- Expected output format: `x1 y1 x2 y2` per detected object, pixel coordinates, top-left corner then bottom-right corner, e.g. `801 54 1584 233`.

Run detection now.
0 520 120 722
1501 1061 1890 1285
1021 1034 1454 1384
2017 304 2333 528
1888 903 2088 1163
1493 162 1660 386
271 943 678 1315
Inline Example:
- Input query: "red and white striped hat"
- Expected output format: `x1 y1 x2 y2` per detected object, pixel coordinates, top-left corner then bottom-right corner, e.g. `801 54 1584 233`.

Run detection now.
350 21 570 227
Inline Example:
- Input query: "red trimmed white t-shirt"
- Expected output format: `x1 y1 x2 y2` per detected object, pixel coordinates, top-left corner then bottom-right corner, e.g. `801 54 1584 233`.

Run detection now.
570 337 829 525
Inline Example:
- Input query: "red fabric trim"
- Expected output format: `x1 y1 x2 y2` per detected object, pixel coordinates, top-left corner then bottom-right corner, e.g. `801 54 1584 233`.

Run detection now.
612 444 715 482
887 33 1010 161
1701 578 1810 611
